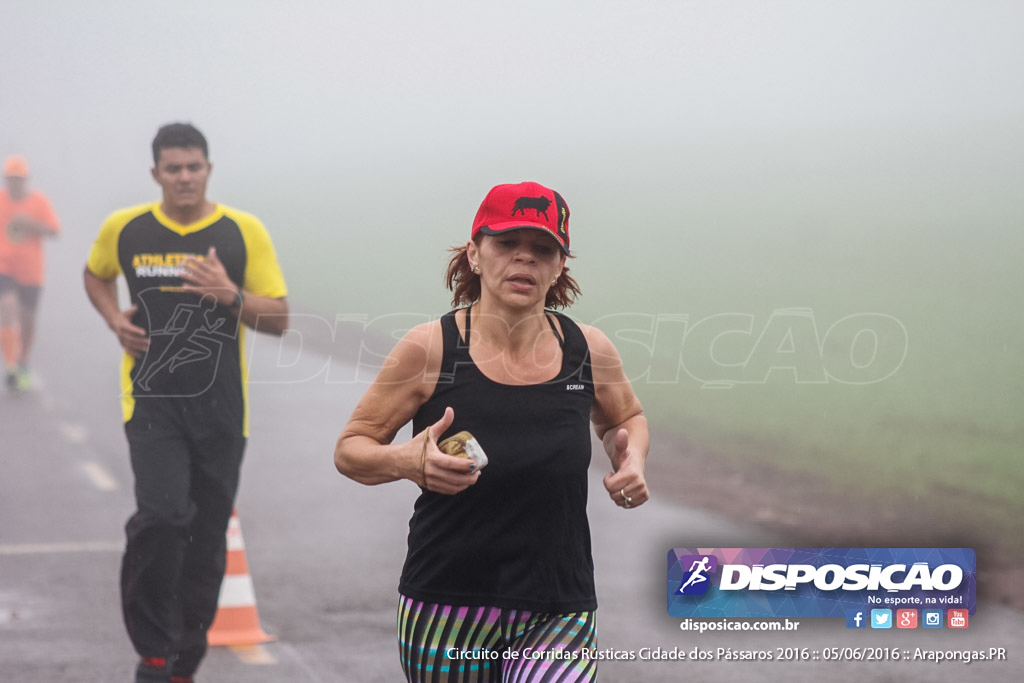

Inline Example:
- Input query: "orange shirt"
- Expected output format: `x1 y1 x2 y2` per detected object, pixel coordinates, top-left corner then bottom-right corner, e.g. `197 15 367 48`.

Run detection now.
0 189 60 286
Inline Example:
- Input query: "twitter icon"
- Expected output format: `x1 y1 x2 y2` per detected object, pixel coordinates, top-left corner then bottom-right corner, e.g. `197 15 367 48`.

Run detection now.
870 609 893 629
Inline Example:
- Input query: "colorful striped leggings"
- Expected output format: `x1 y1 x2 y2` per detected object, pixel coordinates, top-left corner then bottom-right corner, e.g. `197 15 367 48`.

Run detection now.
397 594 598 683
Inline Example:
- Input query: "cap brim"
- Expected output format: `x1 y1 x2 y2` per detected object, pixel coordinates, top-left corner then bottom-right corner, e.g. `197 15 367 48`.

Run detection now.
477 222 570 254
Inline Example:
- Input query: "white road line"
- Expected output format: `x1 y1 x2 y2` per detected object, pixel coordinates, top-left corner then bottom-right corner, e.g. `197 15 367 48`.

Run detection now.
229 644 278 665
82 461 119 491
0 541 122 555
275 642 329 682
57 421 89 444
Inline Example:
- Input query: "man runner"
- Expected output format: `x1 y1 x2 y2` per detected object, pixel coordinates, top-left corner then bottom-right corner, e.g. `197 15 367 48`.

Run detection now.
84 122 289 683
0 155 60 390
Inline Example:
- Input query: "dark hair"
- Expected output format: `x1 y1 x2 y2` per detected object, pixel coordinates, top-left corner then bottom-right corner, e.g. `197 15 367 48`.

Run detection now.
445 237 581 309
152 123 209 164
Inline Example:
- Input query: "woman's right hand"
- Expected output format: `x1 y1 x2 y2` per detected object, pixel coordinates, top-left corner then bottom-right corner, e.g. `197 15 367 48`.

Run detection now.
418 407 482 494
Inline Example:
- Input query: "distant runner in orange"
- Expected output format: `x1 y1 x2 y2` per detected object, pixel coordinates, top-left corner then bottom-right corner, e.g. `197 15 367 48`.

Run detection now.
0 155 60 391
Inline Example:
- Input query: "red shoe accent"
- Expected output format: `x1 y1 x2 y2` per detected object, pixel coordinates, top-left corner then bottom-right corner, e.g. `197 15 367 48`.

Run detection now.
171 677 194 683
141 657 167 669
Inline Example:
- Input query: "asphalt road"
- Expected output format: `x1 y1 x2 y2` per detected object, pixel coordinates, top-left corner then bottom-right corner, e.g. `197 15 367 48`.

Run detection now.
2 236 1023 682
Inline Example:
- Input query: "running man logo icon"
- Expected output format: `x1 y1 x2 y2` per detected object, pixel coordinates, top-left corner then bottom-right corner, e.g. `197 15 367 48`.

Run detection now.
133 292 238 395
676 555 718 596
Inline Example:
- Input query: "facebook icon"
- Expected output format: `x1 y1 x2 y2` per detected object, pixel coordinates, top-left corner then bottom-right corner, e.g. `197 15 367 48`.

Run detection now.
845 609 867 629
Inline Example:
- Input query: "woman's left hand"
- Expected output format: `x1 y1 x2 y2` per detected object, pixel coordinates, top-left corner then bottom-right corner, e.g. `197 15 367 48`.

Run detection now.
603 428 649 510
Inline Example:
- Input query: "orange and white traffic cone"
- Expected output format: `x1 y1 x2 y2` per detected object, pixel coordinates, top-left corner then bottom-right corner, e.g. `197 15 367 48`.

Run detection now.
207 510 275 646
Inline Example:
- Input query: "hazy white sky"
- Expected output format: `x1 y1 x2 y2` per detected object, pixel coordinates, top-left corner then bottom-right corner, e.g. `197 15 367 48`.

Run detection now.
5 1 1022 178
3 0 1023 315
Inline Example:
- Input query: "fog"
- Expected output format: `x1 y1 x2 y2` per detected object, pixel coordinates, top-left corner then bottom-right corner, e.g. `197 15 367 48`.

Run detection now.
5 2 1022 311
4 2 1023 492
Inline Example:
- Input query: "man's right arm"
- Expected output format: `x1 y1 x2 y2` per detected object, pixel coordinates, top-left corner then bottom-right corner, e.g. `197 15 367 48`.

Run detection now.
83 268 150 358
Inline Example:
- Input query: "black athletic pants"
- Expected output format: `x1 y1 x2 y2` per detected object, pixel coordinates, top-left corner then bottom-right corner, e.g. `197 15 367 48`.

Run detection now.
121 397 246 678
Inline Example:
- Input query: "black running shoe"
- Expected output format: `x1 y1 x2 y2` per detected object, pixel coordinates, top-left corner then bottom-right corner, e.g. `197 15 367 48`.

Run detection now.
135 656 172 683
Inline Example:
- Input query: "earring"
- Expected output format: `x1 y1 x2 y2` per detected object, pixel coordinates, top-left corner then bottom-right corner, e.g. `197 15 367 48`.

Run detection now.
472 266 479 274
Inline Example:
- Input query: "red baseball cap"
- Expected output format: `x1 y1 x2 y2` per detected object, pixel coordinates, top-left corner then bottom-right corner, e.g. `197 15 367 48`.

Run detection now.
471 181 570 254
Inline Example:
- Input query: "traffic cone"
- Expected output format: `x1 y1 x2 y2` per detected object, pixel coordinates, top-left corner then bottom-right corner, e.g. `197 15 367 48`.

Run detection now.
207 510 275 646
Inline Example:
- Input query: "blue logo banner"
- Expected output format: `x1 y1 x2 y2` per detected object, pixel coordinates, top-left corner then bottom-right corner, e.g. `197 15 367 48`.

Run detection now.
667 548 976 618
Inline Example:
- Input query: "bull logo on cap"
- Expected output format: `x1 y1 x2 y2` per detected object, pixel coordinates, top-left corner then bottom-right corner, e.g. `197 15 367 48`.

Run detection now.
511 195 551 221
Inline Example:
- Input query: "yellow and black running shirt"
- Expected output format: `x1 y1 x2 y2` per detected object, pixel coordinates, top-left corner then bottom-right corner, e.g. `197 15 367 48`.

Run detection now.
87 203 287 433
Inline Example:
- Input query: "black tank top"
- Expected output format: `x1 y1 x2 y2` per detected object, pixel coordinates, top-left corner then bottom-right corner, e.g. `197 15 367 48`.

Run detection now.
401 307 597 612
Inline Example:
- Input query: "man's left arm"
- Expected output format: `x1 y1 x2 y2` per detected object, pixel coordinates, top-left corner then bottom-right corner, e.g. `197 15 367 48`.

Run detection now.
232 289 289 335
180 246 289 335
